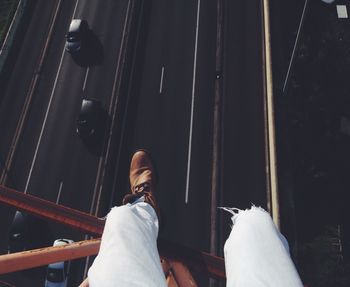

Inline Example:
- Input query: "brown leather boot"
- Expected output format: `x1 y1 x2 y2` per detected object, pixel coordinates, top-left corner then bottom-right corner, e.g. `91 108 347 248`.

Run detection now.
123 150 160 218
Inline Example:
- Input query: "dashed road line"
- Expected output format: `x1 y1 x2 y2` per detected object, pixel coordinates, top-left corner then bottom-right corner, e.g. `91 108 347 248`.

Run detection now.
159 66 165 93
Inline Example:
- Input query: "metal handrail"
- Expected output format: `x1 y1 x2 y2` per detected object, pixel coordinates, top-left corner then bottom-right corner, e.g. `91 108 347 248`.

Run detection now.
0 185 225 282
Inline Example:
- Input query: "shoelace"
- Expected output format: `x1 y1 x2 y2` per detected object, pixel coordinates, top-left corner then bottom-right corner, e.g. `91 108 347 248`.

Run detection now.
134 182 151 193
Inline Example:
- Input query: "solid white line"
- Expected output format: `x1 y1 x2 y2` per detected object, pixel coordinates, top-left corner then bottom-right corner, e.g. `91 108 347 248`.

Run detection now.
159 66 165 93
83 67 89 91
24 0 81 193
282 0 308 94
56 181 63 204
0 0 21 56
72 0 80 18
0 0 63 184
24 48 66 193
185 0 201 204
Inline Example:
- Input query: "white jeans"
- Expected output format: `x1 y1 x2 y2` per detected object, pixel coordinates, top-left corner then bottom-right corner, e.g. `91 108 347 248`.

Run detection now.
88 200 303 287
222 206 303 287
88 197 167 287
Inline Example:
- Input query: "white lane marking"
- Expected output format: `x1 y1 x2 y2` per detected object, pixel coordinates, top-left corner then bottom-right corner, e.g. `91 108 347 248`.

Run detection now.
83 67 89 91
159 66 165 93
185 0 201 204
72 0 80 18
282 0 307 94
56 181 63 204
24 48 66 193
24 0 81 193
337 5 348 18
0 1 21 56
0 0 64 184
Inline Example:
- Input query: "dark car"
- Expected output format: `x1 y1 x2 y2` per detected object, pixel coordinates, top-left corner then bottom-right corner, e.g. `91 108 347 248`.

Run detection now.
8 211 54 255
65 19 88 53
8 211 28 253
76 98 102 138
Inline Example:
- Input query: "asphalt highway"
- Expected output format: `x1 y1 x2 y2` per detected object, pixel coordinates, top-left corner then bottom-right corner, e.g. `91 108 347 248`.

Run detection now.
118 0 217 251
0 0 270 285
114 0 269 284
1 0 132 213
218 0 269 252
0 0 131 284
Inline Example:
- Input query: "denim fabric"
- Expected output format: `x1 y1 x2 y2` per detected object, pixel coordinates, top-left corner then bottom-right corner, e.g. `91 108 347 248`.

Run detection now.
88 203 302 286
223 206 303 287
88 198 167 287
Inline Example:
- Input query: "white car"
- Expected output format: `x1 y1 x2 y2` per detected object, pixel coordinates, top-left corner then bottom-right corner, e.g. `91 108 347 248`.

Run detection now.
45 239 74 287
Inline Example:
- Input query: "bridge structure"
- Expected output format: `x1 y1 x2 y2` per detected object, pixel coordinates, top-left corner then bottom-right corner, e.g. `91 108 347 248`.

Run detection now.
0 185 225 286
0 0 279 285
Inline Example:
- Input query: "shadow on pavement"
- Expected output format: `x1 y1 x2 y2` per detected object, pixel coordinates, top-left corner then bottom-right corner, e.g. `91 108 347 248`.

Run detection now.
7 213 54 279
81 108 110 156
70 29 104 67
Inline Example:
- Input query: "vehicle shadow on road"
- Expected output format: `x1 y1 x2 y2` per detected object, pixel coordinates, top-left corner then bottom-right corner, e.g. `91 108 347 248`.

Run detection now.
81 109 110 156
15 215 54 279
71 29 104 67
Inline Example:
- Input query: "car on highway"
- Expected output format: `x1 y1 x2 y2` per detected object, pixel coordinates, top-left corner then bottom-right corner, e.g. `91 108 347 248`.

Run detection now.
45 239 74 287
65 19 88 53
8 211 53 255
76 98 102 138
8 211 28 253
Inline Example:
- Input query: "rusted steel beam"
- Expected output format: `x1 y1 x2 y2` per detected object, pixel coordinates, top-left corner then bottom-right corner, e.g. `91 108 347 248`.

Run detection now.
158 240 225 280
0 185 104 236
163 258 198 287
0 185 225 280
169 261 198 287
0 239 100 274
0 280 14 287
166 271 180 287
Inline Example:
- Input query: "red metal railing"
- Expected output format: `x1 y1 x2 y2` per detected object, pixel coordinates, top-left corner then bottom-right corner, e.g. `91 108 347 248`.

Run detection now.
0 185 225 285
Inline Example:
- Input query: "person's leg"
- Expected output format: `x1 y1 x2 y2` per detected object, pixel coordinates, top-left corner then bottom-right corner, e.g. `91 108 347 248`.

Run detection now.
86 151 167 287
87 198 167 287
223 206 303 287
